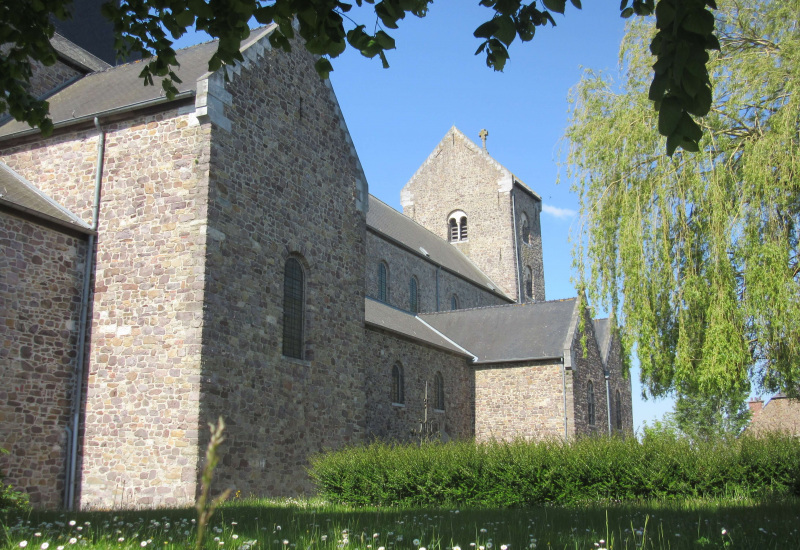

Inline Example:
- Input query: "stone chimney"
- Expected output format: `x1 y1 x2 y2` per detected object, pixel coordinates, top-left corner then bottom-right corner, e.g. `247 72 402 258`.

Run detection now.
748 399 764 416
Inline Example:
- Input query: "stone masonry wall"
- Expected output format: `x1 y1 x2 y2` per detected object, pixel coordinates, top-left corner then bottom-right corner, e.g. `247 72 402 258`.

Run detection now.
197 40 368 496
474 360 568 441
0 106 212 509
0 212 86 509
402 129 520 301
605 333 634 433
27 58 84 100
570 310 612 437
513 189 545 302
364 329 474 441
366 230 508 313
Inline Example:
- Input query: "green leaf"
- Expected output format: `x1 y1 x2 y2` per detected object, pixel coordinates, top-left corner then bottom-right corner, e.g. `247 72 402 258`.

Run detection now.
474 20 498 39
681 8 715 36
542 0 566 14
658 97 683 136
494 15 516 46
677 112 703 142
314 57 334 78
621 7 634 18
174 9 195 29
570 0 582 8
375 30 396 50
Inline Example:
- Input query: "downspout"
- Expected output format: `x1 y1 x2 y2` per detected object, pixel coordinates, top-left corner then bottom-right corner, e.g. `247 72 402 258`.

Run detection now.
510 190 522 303
435 266 441 311
605 371 612 436
65 117 105 510
562 360 568 439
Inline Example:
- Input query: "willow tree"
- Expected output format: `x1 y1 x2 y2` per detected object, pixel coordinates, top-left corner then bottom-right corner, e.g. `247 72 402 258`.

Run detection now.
566 0 800 402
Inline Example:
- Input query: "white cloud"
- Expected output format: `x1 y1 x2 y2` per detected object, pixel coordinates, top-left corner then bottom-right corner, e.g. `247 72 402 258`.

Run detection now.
542 203 577 219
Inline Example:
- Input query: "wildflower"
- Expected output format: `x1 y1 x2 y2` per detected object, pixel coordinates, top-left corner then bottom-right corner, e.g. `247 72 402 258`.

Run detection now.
479 530 487 534
284 541 290 545
379 547 386 550
321 536 328 542
277 527 282 532
233 536 239 540
19 542 28 548
69 522 76 527
374 534 379 539
42 544 50 550
420 547 426 550
413 540 420 547
69 539 77 545
453 546 461 550
721 529 727 536
119 538 125 543
501 546 508 550
486 544 493 549
232 523 238 526
57 547 64 550
141 543 148 548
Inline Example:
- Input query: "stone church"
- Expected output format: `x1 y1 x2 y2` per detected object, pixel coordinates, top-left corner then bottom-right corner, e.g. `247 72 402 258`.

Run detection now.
0 12 633 510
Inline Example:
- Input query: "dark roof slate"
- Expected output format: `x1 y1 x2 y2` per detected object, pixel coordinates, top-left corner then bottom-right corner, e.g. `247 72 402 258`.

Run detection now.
593 318 611 364
421 298 578 364
0 26 274 138
0 162 91 231
364 298 473 358
367 195 509 300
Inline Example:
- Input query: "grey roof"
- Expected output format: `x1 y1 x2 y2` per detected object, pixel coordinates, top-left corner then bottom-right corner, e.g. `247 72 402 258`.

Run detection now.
364 298 473 358
421 298 579 364
593 318 611 364
0 162 91 232
0 26 274 139
367 195 510 300
51 33 112 73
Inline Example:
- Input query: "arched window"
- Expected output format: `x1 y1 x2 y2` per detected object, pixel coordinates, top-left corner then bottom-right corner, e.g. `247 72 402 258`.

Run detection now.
615 390 622 430
434 372 444 410
391 363 404 404
409 276 419 313
447 211 468 242
449 218 459 242
282 257 305 359
525 266 533 300
521 213 530 244
378 261 388 303
587 381 596 426
450 294 459 310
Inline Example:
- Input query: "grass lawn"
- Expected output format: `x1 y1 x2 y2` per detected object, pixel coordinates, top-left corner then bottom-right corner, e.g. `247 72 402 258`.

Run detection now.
2 497 799 550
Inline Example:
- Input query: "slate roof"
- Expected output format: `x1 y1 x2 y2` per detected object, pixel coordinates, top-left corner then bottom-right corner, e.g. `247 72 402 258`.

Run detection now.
0 162 91 232
0 26 275 139
593 318 611 364
51 33 112 73
421 298 579 364
367 195 510 300
364 298 473 358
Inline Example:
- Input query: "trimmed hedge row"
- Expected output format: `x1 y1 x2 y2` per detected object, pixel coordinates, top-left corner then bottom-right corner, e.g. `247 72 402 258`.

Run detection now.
308 432 800 506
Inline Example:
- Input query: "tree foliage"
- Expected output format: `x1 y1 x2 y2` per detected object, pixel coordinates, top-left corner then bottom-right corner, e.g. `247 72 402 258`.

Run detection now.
566 0 800 403
2 0 715 152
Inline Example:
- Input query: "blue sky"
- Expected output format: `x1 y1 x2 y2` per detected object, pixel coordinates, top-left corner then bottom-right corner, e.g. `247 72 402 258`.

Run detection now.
176 1 676 429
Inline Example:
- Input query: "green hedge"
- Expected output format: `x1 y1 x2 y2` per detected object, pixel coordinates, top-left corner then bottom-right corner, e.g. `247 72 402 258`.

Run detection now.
309 432 800 506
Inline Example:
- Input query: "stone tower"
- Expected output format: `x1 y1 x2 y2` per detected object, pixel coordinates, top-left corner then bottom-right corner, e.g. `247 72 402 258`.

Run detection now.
400 126 545 303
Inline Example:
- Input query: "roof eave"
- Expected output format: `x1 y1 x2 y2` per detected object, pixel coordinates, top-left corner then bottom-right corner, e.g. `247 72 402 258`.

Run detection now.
0 91 196 143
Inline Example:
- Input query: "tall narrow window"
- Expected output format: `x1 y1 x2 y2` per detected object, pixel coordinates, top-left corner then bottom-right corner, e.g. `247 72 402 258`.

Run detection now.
615 390 622 430
434 372 445 410
282 257 305 359
521 213 530 244
459 216 468 240
378 261 388 303
449 218 459 242
525 266 533 300
450 294 459 310
391 363 404 404
587 381 596 426
409 276 419 313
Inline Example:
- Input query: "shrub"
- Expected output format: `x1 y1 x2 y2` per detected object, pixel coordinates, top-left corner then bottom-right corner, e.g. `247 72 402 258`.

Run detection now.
0 448 30 515
309 431 800 507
